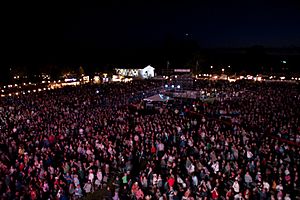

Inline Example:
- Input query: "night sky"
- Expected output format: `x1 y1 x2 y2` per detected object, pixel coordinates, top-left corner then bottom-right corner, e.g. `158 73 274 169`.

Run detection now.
69 0 300 48
3 0 300 62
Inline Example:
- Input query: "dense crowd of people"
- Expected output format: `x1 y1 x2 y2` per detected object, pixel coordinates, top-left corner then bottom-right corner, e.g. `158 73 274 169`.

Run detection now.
0 79 299 200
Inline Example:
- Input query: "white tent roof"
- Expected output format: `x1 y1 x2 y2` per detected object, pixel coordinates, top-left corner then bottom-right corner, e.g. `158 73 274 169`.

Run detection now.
143 94 173 102
143 65 155 70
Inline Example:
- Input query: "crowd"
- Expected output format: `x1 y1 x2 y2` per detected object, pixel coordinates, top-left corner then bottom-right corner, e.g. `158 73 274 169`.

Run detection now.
0 79 299 200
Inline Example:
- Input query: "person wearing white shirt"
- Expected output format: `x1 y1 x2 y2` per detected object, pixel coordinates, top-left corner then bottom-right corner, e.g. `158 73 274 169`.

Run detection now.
177 175 184 185
212 161 219 174
284 194 291 200
244 171 253 187
188 163 195 174
232 179 240 193
73 175 80 187
276 184 283 191
83 180 92 193
192 174 198 187
75 185 83 197
263 181 270 192
234 193 243 200
97 170 102 182
158 142 164 152
88 170 94 182
246 150 253 159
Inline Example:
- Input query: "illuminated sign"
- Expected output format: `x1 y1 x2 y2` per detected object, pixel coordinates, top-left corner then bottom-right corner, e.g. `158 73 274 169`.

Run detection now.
174 69 191 72
65 78 77 82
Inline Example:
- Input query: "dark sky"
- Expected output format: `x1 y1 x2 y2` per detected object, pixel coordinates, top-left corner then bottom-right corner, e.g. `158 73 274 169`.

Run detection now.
3 0 300 60
67 0 300 48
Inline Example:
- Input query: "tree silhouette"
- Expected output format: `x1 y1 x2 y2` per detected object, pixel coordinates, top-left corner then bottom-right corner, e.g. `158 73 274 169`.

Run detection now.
186 52 207 74
78 66 85 77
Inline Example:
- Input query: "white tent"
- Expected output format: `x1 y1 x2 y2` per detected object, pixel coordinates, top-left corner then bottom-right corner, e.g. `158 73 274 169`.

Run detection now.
139 65 155 79
143 94 173 102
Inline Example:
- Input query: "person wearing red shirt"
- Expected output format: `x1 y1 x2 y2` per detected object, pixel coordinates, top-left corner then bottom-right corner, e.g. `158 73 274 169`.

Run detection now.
244 188 251 199
211 187 219 200
151 145 156 154
49 134 55 144
19 162 25 171
131 182 139 195
30 189 37 200
167 176 175 188
226 188 233 200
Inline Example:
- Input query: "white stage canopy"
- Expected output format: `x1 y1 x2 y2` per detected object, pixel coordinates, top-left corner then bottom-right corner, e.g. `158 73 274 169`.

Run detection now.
143 94 173 102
